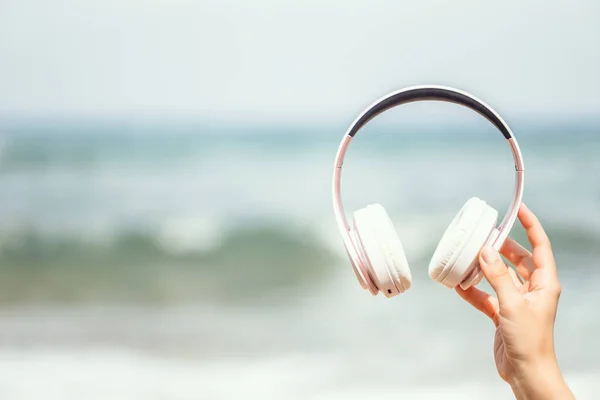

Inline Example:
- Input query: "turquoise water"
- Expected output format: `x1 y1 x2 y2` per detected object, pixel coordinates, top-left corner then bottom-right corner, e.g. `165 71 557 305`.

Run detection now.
0 119 599 398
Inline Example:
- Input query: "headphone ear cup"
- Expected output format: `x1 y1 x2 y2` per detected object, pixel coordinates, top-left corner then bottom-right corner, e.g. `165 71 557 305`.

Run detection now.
353 204 412 297
428 197 498 289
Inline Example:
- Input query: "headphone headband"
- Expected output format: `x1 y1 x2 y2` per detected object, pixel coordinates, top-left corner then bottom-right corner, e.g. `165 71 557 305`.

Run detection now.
332 85 524 293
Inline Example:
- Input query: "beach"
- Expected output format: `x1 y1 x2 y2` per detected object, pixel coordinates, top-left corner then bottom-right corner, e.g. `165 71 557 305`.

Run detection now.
0 120 599 398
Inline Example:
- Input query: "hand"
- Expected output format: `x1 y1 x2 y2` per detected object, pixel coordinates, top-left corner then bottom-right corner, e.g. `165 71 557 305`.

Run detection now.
456 203 575 399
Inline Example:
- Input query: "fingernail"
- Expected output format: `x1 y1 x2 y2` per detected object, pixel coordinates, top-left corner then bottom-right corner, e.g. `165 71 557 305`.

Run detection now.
481 246 498 264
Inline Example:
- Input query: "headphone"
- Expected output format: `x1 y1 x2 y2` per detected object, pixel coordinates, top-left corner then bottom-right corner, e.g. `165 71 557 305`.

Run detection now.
332 85 524 297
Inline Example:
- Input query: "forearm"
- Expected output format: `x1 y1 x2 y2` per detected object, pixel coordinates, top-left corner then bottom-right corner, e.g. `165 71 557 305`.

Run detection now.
509 360 575 400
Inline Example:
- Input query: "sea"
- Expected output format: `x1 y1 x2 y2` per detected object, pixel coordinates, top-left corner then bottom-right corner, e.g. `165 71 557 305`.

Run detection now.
0 116 599 399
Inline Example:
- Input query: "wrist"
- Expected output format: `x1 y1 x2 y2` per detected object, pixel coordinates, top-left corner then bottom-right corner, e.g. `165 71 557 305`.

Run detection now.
509 358 574 400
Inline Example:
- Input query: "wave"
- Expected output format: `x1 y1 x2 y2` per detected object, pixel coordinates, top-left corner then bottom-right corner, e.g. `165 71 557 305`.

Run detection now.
0 224 339 304
0 220 597 304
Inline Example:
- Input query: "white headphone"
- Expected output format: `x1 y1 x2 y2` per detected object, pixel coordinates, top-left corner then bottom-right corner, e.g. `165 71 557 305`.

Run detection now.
332 85 525 297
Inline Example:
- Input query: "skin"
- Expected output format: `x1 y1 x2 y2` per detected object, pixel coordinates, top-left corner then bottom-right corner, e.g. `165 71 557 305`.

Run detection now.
455 203 575 399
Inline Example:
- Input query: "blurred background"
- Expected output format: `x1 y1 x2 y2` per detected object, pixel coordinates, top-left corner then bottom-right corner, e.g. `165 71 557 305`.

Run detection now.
0 0 599 398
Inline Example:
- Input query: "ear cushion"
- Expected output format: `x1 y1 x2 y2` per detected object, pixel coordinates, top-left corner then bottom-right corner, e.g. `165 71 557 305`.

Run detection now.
428 197 498 288
459 227 500 290
353 204 412 296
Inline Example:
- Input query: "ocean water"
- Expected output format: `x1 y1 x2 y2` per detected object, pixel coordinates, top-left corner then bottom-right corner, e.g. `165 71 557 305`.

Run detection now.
0 118 599 398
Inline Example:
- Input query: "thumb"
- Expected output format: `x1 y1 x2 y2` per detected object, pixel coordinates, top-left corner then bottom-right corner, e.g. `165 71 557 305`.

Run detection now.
479 245 521 305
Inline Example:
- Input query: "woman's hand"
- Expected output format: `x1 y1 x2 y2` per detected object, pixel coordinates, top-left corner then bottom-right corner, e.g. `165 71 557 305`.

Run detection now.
456 203 575 399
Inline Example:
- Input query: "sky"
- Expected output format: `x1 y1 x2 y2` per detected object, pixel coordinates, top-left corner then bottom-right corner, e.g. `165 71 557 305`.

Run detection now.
0 0 598 124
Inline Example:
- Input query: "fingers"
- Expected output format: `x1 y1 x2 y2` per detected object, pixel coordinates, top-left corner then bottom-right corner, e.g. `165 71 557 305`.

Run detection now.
479 246 523 307
518 203 561 292
501 237 535 280
455 286 499 326
507 267 523 287
518 203 556 268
